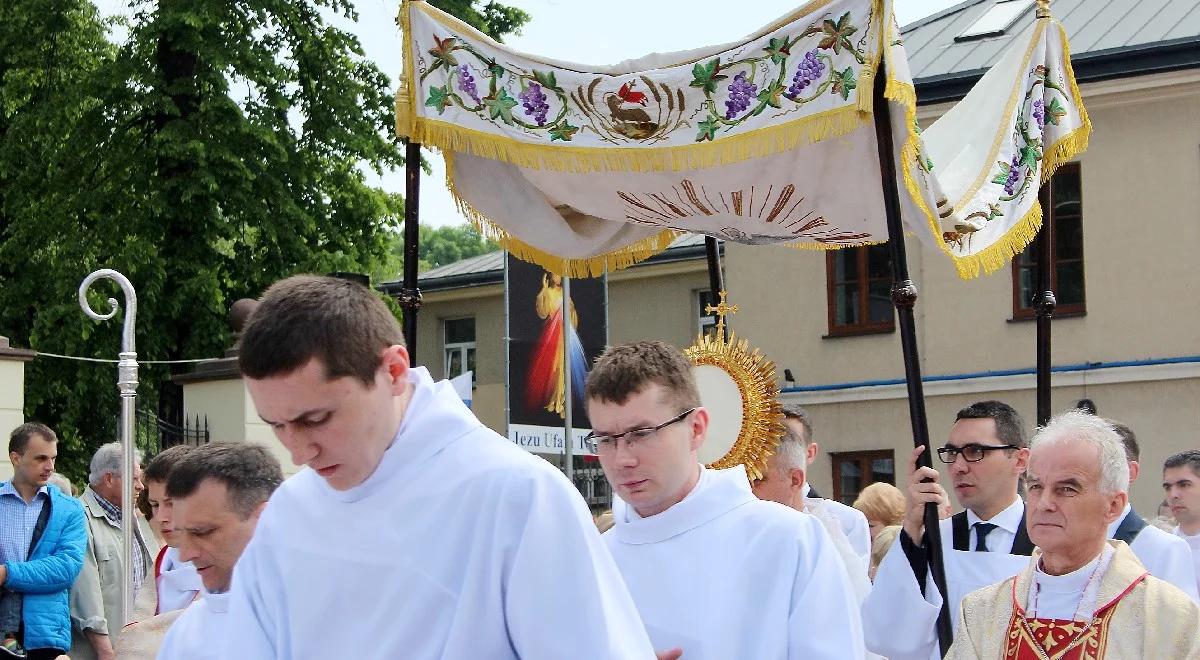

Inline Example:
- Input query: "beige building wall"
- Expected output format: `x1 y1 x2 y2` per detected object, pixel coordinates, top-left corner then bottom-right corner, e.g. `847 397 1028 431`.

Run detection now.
0 359 26 482
0 345 35 483
181 375 301 476
415 284 506 433
792 371 1200 515
725 71 1200 515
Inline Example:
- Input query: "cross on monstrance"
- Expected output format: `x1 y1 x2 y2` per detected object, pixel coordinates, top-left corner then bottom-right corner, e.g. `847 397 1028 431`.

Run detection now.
705 291 739 341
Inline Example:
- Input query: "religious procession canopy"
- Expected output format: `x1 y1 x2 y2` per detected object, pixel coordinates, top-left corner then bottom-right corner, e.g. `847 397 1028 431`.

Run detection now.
395 0 1090 279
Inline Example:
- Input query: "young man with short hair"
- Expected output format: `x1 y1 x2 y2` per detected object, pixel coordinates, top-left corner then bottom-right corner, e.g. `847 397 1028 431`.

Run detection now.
1 423 86 660
863 400 1035 660
588 340 864 658
225 275 655 658
1164 449 1200 597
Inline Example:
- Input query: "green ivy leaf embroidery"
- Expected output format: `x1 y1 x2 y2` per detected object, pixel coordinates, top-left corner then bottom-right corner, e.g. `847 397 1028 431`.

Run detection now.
696 116 721 142
991 160 1012 185
831 67 857 100
1018 144 1041 170
1046 97 1067 126
549 121 579 142
487 59 505 79
690 58 727 94
764 37 791 65
483 88 519 125
533 69 559 92
756 80 786 111
424 86 452 115
427 36 459 71
819 12 857 54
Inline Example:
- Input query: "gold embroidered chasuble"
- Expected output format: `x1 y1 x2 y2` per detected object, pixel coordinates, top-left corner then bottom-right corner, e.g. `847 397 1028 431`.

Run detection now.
947 542 1200 660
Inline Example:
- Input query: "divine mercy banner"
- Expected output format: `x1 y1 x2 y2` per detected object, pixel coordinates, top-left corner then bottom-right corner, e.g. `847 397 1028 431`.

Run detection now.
395 0 1090 279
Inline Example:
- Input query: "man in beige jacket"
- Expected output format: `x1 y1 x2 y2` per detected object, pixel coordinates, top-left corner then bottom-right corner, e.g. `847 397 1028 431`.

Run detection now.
68 443 158 660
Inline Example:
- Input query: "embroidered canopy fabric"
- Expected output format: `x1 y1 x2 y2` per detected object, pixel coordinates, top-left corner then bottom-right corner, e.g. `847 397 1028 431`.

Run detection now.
395 0 1090 279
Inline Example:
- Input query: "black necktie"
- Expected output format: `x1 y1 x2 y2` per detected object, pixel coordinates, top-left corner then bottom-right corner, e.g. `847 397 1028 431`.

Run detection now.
974 522 998 551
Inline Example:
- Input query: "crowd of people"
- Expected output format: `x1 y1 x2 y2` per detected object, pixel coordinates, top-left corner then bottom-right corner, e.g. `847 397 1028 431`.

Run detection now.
2 273 1199 658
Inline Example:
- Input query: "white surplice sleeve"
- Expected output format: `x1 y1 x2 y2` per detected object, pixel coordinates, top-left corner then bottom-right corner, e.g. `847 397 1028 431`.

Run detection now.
788 515 867 659
1130 528 1200 603
847 509 872 567
861 532 941 660
501 468 656 660
223 532 284 659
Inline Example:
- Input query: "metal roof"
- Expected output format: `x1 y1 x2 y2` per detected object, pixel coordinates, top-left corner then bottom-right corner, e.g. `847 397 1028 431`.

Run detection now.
904 0 1200 102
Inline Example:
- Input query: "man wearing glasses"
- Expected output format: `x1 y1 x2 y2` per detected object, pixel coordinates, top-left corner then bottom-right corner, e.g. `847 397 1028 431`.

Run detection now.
585 341 865 659
862 400 1034 660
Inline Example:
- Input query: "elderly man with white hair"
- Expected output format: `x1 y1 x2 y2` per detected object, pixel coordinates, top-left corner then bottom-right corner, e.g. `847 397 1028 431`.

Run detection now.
947 411 1200 659
69 443 159 660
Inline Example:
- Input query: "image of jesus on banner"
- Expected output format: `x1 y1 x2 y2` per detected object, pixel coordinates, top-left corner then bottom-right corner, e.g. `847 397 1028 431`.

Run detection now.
524 272 588 418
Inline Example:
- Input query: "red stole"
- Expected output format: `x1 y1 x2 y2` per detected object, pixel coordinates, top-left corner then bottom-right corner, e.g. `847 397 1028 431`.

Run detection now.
1002 571 1146 660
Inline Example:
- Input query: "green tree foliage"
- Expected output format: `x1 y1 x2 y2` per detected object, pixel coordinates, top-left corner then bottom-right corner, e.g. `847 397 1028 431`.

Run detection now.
429 0 530 43
372 223 499 280
0 0 527 481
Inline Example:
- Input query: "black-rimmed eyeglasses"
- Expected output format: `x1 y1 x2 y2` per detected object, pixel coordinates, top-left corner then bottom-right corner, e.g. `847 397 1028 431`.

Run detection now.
937 443 1018 464
584 408 697 454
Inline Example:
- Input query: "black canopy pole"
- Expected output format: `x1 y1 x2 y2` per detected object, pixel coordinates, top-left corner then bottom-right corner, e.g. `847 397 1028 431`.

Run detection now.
871 64 954 657
401 140 423 362
1035 181 1056 427
704 237 725 339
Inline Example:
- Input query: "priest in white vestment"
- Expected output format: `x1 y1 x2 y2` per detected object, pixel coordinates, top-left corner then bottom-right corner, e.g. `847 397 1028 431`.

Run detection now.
1164 450 1200 597
586 341 865 660
774 403 872 562
157 443 283 660
947 411 1200 659
1101 420 1198 601
863 401 1036 660
225 275 655 659
751 408 870 602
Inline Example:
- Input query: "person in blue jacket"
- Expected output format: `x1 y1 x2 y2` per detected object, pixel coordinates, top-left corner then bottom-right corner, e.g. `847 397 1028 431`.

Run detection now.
1 423 87 660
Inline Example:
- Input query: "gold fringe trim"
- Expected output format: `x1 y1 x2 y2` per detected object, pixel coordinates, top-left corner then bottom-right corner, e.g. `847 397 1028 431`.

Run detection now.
1040 21 1092 183
396 1 418 141
440 152 680 277
885 16 1092 280
408 105 869 174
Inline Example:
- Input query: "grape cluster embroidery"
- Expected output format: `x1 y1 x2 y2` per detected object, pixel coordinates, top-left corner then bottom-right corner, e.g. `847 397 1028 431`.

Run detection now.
519 82 549 127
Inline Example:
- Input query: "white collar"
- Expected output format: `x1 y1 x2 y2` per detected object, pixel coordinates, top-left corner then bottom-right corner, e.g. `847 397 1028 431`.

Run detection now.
1031 544 1114 620
966 496 1024 534
612 466 755 544
1174 526 1200 540
624 465 708 522
317 366 480 503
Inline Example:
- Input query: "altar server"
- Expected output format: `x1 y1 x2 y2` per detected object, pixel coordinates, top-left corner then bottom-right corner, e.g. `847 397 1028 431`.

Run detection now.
223 275 655 659
587 340 865 659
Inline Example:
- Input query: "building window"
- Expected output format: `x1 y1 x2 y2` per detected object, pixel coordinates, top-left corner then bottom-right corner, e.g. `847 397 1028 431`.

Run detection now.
826 245 894 336
831 450 895 505
444 317 476 382
1012 163 1085 319
696 290 718 337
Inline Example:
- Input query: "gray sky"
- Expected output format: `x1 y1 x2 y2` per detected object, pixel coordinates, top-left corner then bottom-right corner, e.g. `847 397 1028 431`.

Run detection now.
96 0 965 227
